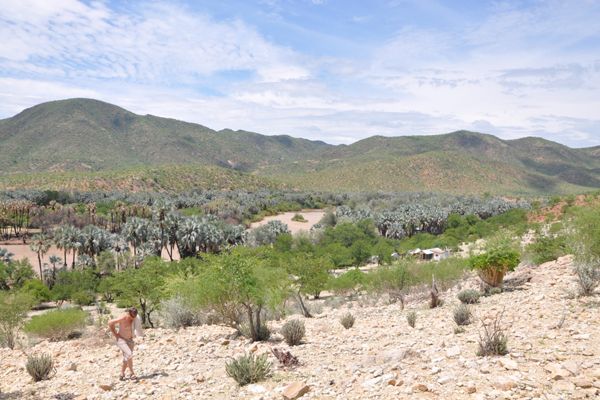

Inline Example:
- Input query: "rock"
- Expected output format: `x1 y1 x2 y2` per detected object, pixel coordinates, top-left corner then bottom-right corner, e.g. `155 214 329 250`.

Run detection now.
552 380 575 391
446 346 461 358
437 376 452 385
572 334 590 340
362 377 383 387
593 369 600 379
99 384 114 391
492 376 516 391
411 383 428 392
220 340 230 346
467 381 476 394
73 396 87 400
68 362 77 371
574 378 593 388
282 382 310 400
499 357 518 370
545 363 572 380
375 349 415 365
247 384 267 393
561 360 580 376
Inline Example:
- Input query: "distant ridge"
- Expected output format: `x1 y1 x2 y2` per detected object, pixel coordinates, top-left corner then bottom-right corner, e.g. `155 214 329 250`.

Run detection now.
0 98 598 195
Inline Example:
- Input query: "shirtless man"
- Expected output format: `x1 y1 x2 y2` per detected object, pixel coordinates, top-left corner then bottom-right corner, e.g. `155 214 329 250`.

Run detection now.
108 307 141 381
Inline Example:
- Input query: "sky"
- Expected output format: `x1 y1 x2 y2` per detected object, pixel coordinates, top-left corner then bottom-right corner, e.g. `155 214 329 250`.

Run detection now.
0 0 599 147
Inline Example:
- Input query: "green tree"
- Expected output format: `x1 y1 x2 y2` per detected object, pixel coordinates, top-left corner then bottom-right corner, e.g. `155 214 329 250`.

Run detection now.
21 280 51 303
285 254 332 317
112 257 167 327
8 259 36 289
350 239 372 268
0 291 34 349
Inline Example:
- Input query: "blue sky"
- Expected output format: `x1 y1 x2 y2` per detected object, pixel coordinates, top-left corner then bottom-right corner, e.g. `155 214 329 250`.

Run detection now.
0 0 599 147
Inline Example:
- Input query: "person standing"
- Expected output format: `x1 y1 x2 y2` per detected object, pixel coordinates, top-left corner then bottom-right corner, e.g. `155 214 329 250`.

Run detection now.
108 307 145 381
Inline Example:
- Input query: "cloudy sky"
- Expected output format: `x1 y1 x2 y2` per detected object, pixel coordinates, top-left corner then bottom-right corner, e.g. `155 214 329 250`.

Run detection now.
0 0 599 147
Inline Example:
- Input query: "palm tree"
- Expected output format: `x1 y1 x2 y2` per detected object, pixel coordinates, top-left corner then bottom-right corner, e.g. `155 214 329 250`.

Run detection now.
63 226 83 270
29 233 51 280
0 247 14 264
53 225 69 267
151 200 174 257
122 217 151 267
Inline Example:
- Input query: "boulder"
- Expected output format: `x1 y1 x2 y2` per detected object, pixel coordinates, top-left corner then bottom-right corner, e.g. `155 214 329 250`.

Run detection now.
282 382 310 400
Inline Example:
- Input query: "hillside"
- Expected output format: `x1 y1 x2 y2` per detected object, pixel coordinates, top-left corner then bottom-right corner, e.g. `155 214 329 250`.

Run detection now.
0 164 285 193
1 99 598 195
0 98 331 174
264 151 588 196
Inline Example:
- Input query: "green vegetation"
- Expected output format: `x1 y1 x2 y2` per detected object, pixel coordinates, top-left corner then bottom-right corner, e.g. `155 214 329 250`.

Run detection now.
568 206 600 296
23 307 87 341
225 353 272 386
457 289 481 304
281 319 305 346
26 353 54 382
467 231 521 288
340 312 355 329
0 291 34 349
407 311 417 328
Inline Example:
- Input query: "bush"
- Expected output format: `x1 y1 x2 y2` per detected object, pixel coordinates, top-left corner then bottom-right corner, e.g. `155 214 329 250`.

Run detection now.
225 353 272 386
328 269 365 295
453 304 472 326
0 291 34 349
526 234 567 265
238 322 271 342
291 213 307 223
489 287 502 295
340 312 355 329
160 296 198 330
457 289 480 304
573 262 600 296
281 319 305 346
407 311 417 328
468 231 520 288
71 291 95 306
21 280 51 303
23 307 87 341
477 309 508 356
26 353 54 381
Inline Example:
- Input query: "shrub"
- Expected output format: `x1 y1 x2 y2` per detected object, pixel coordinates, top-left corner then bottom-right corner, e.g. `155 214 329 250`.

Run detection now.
526 234 567 265
477 309 508 356
468 231 520 288
328 269 365 295
291 213 307 223
489 287 502 295
26 353 54 381
453 304 472 326
407 311 417 328
573 262 600 296
281 319 305 346
238 322 271 342
71 291 95 306
225 353 271 386
23 307 87 341
0 291 34 349
340 312 355 329
21 280 51 303
160 296 198 330
457 289 480 304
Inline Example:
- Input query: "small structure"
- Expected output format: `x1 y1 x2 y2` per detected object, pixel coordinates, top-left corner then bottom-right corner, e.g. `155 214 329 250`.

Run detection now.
409 247 451 261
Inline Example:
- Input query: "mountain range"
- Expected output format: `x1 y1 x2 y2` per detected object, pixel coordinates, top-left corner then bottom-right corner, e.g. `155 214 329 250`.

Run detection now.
0 98 598 196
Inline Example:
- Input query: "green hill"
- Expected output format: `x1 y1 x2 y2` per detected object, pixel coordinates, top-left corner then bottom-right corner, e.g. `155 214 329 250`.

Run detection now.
1 99 598 195
0 98 331 175
0 164 285 193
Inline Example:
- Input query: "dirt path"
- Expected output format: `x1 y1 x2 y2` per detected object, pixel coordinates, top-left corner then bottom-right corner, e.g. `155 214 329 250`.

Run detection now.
249 210 325 235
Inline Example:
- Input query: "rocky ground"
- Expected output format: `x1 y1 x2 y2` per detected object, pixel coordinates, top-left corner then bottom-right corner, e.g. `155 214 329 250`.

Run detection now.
2 255 600 400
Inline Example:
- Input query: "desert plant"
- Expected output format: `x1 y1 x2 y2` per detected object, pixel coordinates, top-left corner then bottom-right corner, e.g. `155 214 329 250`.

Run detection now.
26 353 54 381
468 231 520 288
159 296 198 330
238 322 271 342
573 262 600 296
281 319 305 346
23 307 87 341
340 312 355 329
225 353 272 386
20 280 51 303
489 287 502 295
453 304 472 326
476 309 508 356
407 311 417 328
0 291 34 349
458 289 481 304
